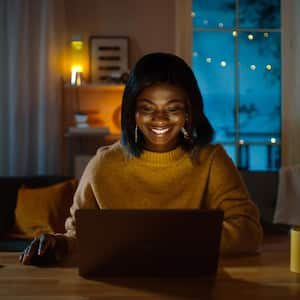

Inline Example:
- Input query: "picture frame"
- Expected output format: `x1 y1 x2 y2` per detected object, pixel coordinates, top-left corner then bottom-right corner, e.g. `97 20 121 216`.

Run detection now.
89 36 129 84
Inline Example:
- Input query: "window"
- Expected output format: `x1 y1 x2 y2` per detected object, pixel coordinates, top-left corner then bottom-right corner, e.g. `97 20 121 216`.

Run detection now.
192 0 281 171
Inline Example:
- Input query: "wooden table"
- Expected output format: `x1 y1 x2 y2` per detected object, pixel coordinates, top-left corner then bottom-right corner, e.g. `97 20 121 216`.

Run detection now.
0 234 300 299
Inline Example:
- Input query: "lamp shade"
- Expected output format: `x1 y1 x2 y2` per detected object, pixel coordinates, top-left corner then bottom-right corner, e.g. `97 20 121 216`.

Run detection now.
70 37 84 85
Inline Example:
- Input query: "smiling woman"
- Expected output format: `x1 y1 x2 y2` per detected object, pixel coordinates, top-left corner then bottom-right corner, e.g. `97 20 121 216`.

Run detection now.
20 52 263 266
121 52 214 158
135 83 187 152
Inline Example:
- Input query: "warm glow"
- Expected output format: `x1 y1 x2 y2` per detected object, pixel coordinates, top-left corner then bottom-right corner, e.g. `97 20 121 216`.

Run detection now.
71 40 83 51
70 37 84 85
191 11 196 17
239 139 245 145
71 65 83 73
270 137 277 144
264 32 269 38
232 30 238 37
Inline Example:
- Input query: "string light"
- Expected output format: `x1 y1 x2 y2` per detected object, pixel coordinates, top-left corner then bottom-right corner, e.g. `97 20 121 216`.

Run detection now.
220 61 227 67
193 51 198 57
250 64 256 70
266 64 272 70
191 11 196 17
218 22 224 28
270 137 277 144
248 34 254 40
264 32 269 38
203 19 208 25
206 57 212 63
239 139 245 145
232 31 238 37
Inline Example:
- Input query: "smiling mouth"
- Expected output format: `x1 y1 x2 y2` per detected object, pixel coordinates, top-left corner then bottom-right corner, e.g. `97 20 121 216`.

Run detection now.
150 127 171 135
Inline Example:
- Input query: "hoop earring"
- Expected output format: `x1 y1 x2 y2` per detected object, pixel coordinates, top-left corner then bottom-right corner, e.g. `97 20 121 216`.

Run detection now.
181 127 190 140
135 126 138 143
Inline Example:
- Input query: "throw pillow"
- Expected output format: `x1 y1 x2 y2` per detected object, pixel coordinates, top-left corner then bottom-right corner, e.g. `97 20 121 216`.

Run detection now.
11 179 77 239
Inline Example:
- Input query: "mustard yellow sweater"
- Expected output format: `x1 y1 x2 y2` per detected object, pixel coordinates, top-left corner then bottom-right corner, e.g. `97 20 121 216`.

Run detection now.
63 141 263 256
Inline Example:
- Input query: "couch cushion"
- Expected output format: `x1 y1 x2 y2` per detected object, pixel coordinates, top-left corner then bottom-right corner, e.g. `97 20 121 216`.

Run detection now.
0 176 73 237
10 179 77 239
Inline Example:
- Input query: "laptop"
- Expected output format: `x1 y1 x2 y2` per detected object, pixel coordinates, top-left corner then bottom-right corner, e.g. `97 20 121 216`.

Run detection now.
75 209 224 278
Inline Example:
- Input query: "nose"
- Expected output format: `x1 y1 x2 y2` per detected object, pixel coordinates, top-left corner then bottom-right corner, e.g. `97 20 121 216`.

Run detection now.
151 110 169 123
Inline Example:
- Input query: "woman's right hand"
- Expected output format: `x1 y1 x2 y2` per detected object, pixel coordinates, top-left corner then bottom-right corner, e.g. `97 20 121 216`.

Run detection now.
19 233 65 265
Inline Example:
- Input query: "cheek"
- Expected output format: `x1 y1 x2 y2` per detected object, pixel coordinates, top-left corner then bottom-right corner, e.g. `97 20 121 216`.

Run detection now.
135 112 151 125
170 114 186 126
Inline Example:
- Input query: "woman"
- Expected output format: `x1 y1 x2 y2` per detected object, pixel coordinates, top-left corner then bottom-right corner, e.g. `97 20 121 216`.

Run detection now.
20 52 262 265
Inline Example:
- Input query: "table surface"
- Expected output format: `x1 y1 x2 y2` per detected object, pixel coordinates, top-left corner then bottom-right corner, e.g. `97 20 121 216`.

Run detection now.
0 234 299 300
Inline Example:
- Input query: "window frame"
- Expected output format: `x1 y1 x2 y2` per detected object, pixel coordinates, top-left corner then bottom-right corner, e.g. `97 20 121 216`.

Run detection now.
176 0 286 169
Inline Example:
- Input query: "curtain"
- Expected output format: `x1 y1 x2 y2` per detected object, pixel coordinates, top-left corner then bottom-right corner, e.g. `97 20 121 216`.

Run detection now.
0 0 66 175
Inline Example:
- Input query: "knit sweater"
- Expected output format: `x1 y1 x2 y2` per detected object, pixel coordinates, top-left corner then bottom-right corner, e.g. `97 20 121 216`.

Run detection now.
63 141 263 256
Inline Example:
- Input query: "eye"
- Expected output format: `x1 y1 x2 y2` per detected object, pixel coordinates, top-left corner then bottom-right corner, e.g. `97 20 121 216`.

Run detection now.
166 106 185 113
137 105 155 114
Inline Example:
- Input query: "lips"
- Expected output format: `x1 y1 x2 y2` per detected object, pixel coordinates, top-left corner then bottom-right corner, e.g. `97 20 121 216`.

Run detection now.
150 127 171 135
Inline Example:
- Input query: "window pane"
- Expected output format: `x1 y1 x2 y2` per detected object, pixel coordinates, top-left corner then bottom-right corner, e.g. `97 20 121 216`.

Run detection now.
239 0 280 29
192 0 281 171
239 32 281 145
223 144 237 165
247 144 280 171
192 32 235 143
192 0 235 29
249 145 267 171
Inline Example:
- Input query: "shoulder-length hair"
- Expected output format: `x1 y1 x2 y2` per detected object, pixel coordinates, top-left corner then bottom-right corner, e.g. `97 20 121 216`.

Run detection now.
121 52 214 159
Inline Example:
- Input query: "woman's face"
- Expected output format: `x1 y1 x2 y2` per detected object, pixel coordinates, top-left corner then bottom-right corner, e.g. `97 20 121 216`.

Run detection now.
135 83 188 152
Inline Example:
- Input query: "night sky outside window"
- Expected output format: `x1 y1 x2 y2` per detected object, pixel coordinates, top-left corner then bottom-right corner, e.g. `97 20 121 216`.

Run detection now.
192 0 281 171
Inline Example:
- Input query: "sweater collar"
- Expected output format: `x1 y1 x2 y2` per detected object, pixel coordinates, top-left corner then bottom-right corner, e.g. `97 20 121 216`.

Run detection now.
139 147 186 165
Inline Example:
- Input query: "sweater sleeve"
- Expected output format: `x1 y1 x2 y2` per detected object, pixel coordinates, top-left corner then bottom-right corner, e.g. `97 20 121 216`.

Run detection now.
57 155 100 256
204 145 263 255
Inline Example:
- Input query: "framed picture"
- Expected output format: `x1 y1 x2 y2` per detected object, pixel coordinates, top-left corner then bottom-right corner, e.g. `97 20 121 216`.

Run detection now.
89 36 129 84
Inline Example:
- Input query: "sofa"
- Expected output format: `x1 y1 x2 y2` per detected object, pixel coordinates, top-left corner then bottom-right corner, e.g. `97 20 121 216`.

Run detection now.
0 176 76 251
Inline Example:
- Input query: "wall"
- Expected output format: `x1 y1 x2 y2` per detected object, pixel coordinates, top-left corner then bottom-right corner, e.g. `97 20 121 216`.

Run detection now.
64 0 176 80
282 0 300 166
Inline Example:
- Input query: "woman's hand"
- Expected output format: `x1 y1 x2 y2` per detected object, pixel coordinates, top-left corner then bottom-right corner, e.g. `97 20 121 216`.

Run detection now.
19 234 67 265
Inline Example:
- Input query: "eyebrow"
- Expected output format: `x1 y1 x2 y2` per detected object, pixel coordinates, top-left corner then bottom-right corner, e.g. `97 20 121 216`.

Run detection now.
136 98 185 105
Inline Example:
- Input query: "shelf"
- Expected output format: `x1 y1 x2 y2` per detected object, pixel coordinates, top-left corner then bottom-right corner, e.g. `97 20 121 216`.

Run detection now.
65 126 110 137
64 83 125 92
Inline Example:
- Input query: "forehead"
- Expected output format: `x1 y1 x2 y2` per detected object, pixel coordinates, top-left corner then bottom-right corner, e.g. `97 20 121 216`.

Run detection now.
137 83 187 105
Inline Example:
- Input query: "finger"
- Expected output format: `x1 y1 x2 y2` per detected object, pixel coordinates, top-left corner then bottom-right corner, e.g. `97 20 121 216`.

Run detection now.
19 246 30 264
19 252 24 263
22 239 39 265
38 235 51 256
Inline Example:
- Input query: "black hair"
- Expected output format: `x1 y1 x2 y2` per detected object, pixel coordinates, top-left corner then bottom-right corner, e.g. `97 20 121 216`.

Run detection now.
121 52 214 159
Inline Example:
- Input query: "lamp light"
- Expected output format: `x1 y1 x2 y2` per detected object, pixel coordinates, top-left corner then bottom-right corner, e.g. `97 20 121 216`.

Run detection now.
70 36 84 86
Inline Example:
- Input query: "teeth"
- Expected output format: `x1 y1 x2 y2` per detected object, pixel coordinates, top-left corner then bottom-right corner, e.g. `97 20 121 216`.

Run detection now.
151 128 169 134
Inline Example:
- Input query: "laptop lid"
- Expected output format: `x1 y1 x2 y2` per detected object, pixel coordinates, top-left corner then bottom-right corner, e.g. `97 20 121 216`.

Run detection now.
75 209 224 278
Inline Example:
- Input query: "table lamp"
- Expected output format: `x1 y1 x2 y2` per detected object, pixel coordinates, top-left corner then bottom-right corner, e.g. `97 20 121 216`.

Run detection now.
70 36 84 86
